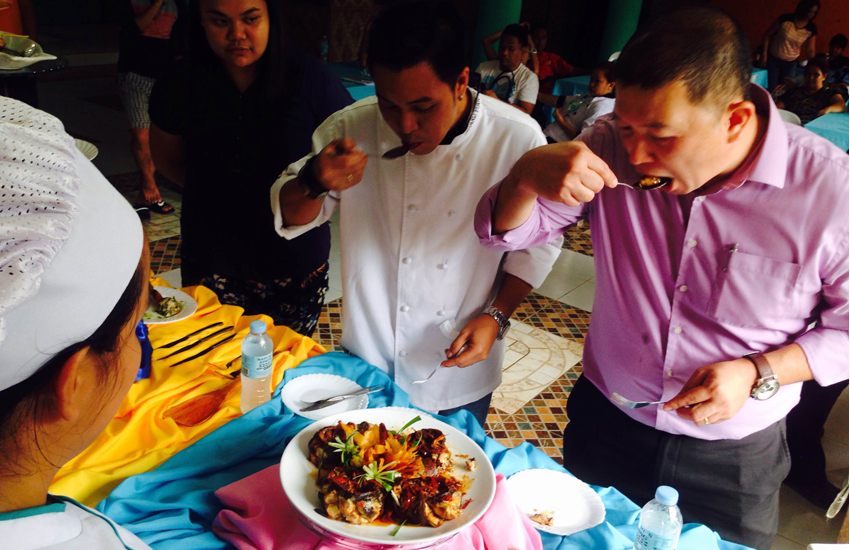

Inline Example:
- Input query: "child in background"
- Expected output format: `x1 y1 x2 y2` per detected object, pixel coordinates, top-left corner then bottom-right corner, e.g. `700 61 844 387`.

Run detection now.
541 61 615 142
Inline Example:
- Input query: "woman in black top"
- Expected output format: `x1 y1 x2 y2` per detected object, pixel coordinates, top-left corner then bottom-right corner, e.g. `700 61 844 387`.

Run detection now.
149 0 353 335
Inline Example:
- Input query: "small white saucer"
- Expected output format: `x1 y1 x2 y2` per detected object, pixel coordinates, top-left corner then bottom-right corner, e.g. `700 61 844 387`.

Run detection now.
507 469 606 536
280 373 369 420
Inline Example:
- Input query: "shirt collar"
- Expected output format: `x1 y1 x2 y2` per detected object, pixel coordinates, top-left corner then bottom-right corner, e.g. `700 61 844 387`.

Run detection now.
734 84 789 189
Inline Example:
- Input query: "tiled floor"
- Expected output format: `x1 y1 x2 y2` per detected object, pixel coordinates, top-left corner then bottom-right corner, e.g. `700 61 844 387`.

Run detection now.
42 49 847 548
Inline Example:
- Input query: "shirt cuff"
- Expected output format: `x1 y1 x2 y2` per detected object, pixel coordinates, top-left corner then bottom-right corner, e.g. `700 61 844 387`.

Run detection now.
795 328 850 386
474 180 551 251
503 235 564 288
270 172 334 240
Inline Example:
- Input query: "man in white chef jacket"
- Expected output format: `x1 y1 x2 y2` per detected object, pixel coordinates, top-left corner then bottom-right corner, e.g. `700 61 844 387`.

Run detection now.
270 0 560 424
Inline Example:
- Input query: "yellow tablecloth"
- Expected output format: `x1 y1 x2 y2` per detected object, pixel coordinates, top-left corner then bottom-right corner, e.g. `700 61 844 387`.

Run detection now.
50 281 325 506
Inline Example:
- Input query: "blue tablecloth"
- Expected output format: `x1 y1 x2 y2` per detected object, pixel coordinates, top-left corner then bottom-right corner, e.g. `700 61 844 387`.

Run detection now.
804 112 849 152
750 68 768 89
328 61 376 101
97 353 749 550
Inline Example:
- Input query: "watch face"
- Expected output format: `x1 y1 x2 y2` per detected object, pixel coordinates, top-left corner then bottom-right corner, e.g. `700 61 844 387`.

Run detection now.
753 379 780 400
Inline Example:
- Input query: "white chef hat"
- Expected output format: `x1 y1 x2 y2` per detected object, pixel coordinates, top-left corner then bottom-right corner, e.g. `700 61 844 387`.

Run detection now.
0 98 144 393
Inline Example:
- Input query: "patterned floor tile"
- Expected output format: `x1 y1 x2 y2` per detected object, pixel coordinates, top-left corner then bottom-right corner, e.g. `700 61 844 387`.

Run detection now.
149 235 182 275
563 220 593 257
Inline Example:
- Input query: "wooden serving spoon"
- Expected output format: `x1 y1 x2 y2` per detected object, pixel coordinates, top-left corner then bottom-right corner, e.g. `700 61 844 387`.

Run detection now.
163 378 239 427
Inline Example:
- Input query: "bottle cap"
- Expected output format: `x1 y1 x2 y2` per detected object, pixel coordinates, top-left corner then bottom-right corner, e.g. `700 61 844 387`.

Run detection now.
655 485 679 506
250 320 267 334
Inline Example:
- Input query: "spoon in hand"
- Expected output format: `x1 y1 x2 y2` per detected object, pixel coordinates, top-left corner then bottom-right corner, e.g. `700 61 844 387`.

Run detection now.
617 176 671 191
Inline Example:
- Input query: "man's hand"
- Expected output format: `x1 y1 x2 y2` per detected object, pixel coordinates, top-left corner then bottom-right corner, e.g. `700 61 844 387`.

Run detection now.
313 138 368 192
440 314 500 368
505 141 617 206
663 358 758 426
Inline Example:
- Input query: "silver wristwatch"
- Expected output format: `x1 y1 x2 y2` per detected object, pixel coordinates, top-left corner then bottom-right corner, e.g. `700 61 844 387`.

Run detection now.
744 352 780 400
483 306 510 340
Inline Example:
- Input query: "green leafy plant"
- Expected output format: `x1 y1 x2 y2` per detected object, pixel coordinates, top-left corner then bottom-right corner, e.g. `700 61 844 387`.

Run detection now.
328 433 359 466
359 460 401 505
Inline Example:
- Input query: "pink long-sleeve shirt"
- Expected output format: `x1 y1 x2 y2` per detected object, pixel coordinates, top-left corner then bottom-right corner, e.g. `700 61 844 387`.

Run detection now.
475 85 849 440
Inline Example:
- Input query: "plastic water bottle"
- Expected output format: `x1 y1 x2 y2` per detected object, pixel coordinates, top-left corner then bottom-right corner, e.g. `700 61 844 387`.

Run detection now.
240 320 274 413
319 35 329 63
634 486 683 550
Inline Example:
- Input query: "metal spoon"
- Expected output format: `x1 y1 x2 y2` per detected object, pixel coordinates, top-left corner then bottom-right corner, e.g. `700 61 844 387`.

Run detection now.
610 392 666 409
382 144 412 159
617 176 671 191
412 345 468 384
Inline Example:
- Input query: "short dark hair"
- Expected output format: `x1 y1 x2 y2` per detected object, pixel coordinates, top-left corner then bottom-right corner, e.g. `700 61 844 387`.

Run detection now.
501 24 529 48
830 34 849 50
807 54 830 76
367 0 468 88
616 5 751 108
593 61 616 82
793 0 820 20
0 255 146 468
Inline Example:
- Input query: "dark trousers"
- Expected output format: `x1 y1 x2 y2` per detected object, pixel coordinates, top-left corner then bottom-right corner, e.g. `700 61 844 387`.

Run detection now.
766 53 798 91
439 392 493 428
563 375 790 550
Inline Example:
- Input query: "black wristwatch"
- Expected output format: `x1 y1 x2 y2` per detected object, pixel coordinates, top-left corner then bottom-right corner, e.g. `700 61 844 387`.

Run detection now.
744 352 780 400
483 306 511 340
298 156 329 201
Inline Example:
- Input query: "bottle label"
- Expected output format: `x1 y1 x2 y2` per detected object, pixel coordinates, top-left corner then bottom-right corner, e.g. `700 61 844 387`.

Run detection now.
242 353 273 379
635 525 678 550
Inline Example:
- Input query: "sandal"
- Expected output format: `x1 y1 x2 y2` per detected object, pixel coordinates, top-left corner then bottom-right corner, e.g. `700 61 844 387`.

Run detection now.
147 200 174 214
134 204 151 221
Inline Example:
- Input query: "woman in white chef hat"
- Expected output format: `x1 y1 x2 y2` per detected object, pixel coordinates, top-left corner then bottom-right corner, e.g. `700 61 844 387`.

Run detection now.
0 97 153 549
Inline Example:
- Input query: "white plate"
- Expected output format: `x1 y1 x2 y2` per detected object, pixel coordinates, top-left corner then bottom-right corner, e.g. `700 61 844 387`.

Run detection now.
143 286 197 325
280 373 370 420
0 36 56 70
280 407 496 548
74 139 98 161
506 469 605 536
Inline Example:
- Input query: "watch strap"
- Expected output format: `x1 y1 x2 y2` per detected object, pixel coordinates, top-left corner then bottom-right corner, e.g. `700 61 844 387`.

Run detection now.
483 306 510 340
298 156 329 200
744 352 778 397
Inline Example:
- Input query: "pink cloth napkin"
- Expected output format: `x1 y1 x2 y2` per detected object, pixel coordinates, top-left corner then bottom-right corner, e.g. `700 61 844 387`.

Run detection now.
212 466 543 550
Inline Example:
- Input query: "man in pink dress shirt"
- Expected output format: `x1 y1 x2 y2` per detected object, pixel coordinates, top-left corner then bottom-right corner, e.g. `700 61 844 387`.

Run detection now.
475 6 848 550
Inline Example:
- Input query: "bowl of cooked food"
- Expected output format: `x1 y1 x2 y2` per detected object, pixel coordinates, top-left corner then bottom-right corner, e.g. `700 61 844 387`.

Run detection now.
280 407 496 548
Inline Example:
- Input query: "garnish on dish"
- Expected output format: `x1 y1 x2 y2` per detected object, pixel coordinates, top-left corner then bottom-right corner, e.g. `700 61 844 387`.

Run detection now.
308 416 474 529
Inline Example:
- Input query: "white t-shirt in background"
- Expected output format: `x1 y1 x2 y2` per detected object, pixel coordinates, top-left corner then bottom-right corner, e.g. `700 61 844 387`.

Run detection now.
544 94 616 142
476 60 539 107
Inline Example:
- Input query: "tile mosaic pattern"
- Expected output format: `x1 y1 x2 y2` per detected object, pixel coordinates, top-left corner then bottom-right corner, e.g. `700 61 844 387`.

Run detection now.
107 171 183 242
563 220 593 257
149 236 182 275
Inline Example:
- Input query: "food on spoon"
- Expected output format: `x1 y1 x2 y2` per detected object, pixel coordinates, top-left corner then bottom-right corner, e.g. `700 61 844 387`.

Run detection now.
307 417 474 528
636 176 671 190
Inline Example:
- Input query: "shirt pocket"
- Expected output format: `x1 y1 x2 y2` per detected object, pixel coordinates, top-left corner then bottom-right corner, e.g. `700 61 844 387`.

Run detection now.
707 251 801 328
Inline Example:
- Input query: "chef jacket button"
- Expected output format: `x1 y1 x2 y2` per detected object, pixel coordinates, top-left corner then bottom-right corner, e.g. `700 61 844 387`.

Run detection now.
437 310 446 316
687 240 697 248
400 305 410 312
455 153 463 161
399 350 408 357
679 285 688 292
673 326 682 334
402 257 412 265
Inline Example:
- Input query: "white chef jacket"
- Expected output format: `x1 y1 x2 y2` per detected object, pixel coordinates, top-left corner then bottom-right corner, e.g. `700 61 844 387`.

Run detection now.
0 495 151 550
271 92 561 411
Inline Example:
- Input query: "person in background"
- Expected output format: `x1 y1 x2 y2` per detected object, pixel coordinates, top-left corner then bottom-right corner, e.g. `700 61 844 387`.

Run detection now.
540 61 615 143
149 0 352 335
826 33 848 87
0 97 152 549
775 54 847 124
528 24 575 94
118 0 181 218
761 0 819 91
477 24 539 115
272 0 560 426
475 6 848 549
